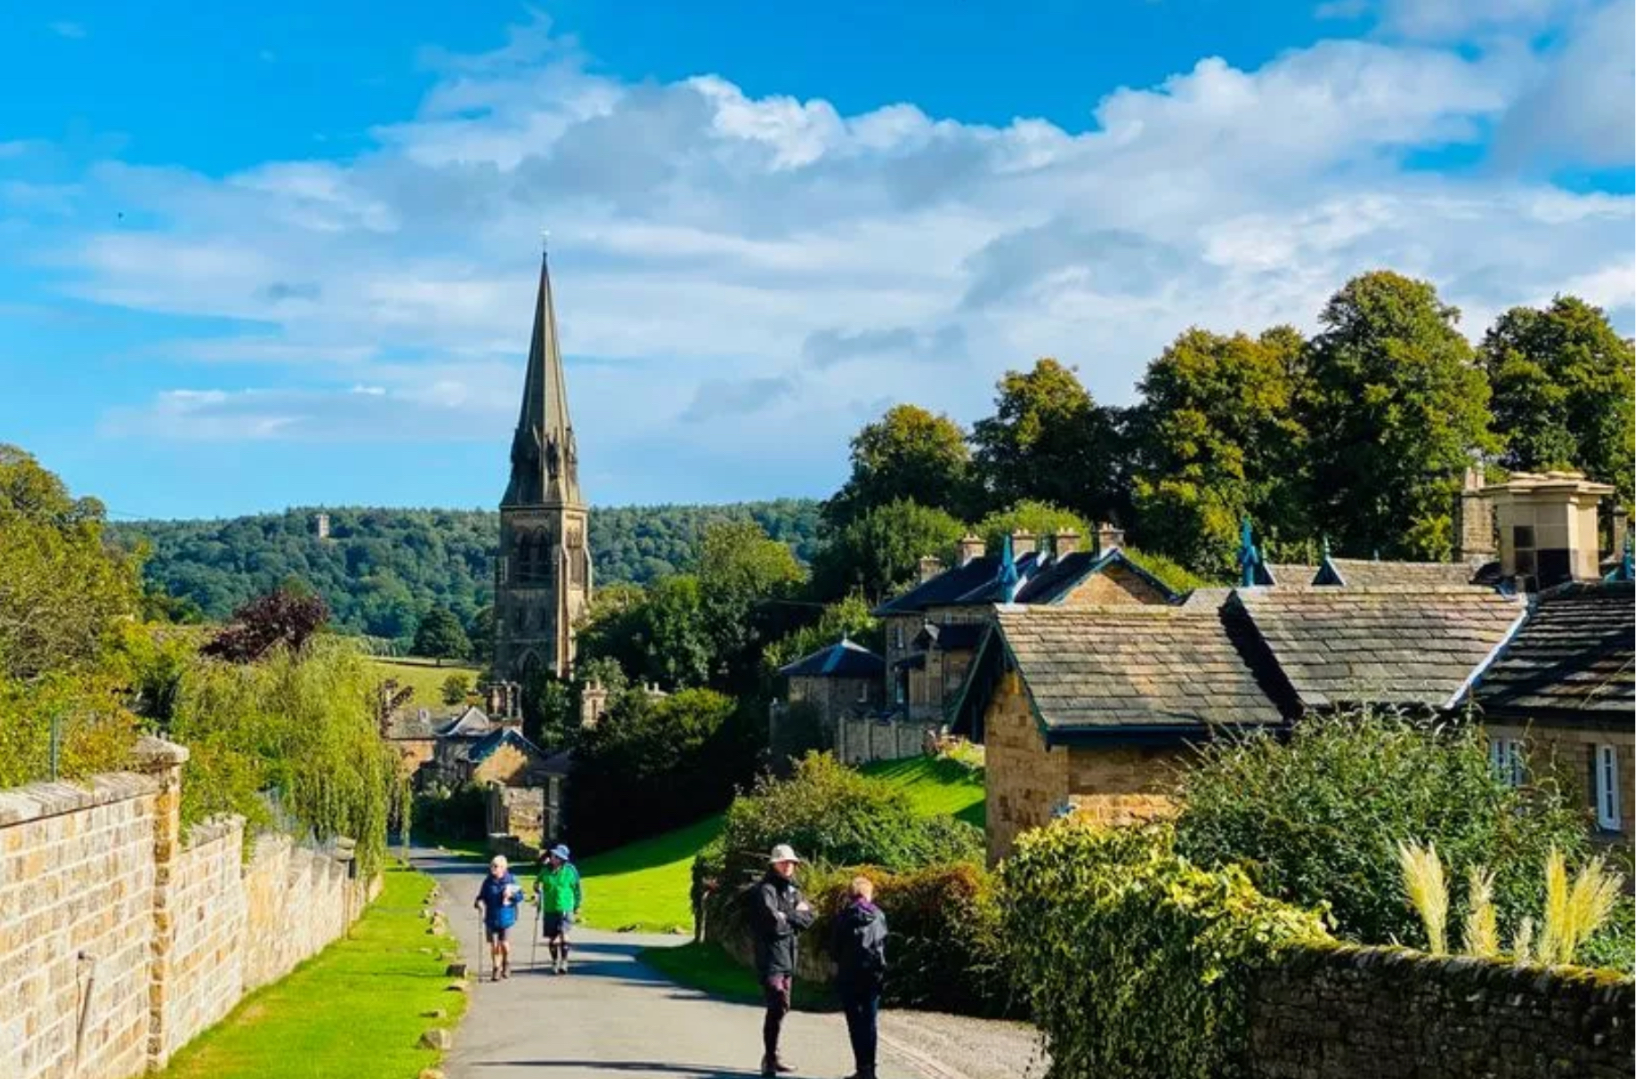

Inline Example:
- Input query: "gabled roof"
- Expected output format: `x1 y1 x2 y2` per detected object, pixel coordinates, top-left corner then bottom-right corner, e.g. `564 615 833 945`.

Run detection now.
1011 548 1179 605
383 705 462 741
1471 580 1634 719
778 638 885 679
872 551 1046 615
974 605 1290 742
1233 587 1525 711
1313 557 1481 589
468 726 549 765
438 706 499 739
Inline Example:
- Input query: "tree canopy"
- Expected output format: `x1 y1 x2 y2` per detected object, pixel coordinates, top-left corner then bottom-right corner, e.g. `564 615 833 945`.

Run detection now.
411 606 471 662
823 404 972 526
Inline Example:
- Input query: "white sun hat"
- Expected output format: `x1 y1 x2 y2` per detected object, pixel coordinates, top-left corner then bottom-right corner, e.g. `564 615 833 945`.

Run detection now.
768 844 802 864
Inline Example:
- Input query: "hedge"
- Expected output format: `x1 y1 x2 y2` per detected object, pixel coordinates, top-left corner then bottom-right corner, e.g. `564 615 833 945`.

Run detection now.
1002 820 1331 1079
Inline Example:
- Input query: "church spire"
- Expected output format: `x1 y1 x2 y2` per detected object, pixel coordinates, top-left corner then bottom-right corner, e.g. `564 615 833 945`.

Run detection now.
502 243 581 507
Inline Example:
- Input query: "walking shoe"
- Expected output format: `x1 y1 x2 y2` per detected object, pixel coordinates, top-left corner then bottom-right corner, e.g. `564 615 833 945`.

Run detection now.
760 1056 795 1076
557 957 569 974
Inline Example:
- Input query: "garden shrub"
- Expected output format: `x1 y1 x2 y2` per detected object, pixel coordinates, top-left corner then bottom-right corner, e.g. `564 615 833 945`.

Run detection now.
1002 820 1330 1079
412 781 489 842
1174 712 1589 948
807 861 1015 1016
705 752 983 886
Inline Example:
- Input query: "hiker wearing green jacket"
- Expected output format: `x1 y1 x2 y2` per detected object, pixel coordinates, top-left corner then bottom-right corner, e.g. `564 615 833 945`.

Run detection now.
534 844 583 974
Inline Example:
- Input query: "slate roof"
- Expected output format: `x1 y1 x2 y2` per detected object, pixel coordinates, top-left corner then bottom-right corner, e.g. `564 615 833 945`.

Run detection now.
1264 563 1319 587
1179 587 1236 610
1234 587 1525 710
778 638 885 679
872 552 1045 615
990 605 1290 738
1314 557 1481 589
437 706 500 739
468 726 548 765
382 706 460 741
1471 580 1635 719
1012 548 1179 605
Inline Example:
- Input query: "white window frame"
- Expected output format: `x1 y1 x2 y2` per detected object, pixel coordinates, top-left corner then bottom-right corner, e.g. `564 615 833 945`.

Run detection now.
1595 744 1622 832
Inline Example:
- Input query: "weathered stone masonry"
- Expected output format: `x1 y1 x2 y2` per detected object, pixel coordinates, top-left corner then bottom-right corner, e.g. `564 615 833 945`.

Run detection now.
0 738 374 1079
1247 944 1634 1079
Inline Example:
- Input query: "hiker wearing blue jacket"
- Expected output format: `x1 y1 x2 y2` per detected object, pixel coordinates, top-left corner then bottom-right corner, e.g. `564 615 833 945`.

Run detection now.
473 854 523 981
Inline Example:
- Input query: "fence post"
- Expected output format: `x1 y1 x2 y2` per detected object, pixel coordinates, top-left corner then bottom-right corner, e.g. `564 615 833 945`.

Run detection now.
132 735 190 1074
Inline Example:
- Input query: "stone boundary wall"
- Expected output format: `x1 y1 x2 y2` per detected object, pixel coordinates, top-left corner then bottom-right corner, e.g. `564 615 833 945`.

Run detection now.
836 716 938 766
0 737 375 1079
1247 943 1635 1079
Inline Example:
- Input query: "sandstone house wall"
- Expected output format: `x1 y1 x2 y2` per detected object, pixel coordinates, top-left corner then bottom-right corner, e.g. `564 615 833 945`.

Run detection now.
1247 944 1634 1079
0 738 373 1079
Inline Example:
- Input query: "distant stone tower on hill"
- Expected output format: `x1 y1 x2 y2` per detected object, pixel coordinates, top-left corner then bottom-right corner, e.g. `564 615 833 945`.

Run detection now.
493 246 592 681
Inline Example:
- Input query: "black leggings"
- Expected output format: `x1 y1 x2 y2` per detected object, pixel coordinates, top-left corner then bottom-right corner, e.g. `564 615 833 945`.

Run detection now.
762 974 792 1058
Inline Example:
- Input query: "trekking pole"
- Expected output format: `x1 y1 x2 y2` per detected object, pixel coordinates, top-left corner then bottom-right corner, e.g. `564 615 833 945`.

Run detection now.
477 912 486 983
531 902 540 970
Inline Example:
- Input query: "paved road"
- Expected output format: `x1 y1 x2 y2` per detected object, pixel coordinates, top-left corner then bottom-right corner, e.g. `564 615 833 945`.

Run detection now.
420 850 949 1079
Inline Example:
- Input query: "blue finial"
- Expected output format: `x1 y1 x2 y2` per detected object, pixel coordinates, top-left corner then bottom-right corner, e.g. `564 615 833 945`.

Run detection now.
1236 517 1261 588
998 532 1020 602
1372 548 1380 562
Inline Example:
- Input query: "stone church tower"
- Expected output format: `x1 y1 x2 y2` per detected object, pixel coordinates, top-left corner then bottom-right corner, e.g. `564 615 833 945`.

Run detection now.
494 248 592 681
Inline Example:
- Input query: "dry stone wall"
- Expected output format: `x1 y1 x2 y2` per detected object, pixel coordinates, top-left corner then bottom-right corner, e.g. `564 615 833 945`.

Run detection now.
1247 944 1635 1079
0 738 373 1079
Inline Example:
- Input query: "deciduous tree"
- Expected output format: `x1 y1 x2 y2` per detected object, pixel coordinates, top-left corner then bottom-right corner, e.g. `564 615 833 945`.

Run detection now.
808 499 967 603
411 606 471 663
1299 272 1496 560
823 404 973 526
1481 296 1635 507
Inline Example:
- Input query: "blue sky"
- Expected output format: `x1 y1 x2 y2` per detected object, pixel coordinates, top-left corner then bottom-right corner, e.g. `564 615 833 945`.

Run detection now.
1 1 1631 520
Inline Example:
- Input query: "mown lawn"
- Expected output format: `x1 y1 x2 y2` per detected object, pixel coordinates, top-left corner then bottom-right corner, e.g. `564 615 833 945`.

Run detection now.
158 864 465 1079
576 754 984 934
367 656 483 707
861 755 986 826
577 814 724 933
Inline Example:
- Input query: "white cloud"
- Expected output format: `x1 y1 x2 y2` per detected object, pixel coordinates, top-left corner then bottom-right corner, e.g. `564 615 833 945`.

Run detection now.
49 21 86 39
9 10 1632 503
1492 1 1635 167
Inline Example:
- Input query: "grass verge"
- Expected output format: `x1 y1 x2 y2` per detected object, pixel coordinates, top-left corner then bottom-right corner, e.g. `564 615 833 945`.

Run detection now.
639 941 835 1012
861 754 986 827
157 863 466 1079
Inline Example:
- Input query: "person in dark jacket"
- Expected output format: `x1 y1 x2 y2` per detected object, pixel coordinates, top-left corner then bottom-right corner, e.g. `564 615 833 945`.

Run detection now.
751 844 815 1076
830 876 888 1079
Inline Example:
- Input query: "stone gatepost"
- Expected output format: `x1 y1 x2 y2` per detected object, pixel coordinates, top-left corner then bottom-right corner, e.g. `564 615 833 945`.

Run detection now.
132 735 190 1073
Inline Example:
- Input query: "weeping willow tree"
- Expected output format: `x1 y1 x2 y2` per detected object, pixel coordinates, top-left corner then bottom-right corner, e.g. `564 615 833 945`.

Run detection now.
170 636 400 875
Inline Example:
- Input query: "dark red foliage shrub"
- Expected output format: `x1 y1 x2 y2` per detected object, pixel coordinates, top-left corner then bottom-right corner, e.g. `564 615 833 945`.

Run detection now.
202 588 330 663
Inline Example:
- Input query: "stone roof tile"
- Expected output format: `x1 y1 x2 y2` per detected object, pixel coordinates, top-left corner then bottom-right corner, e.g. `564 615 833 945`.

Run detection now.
1473 580 1634 717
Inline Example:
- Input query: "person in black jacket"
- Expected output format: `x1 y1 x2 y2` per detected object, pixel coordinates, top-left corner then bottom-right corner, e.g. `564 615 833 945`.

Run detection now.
830 875 888 1079
752 844 815 1076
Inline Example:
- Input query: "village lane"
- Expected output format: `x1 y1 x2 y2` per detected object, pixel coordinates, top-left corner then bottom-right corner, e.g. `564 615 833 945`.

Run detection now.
417 850 1040 1079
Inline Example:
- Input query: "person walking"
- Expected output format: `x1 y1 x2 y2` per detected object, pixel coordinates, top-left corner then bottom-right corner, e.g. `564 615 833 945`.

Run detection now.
534 843 583 974
830 876 888 1079
750 844 814 1077
473 854 522 981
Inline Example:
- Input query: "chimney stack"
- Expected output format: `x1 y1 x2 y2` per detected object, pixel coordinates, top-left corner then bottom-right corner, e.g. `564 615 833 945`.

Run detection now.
1483 471 1613 590
1456 463 1496 563
1054 530 1081 557
1011 530 1037 557
957 534 986 566
1095 522 1125 553
917 554 946 584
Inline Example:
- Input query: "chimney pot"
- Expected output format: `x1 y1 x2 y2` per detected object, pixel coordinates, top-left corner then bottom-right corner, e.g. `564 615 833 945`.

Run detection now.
1054 530 1081 557
1095 522 1124 553
1011 530 1037 557
917 554 946 584
957 534 986 566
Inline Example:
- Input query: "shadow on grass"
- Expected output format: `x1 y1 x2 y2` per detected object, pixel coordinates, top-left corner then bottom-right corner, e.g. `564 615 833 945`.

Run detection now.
639 941 838 1013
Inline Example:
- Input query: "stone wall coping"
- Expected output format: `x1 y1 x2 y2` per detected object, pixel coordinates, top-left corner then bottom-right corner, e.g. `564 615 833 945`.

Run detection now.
0 770 160 826
1276 941 1636 1000
132 734 191 769
182 815 245 850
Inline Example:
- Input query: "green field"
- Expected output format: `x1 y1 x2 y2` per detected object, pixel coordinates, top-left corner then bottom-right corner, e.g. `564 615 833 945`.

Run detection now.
367 656 483 708
158 864 466 1079
576 754 985 934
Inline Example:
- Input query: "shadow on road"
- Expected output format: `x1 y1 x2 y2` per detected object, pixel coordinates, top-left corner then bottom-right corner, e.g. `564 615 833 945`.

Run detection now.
474 1063 760 1077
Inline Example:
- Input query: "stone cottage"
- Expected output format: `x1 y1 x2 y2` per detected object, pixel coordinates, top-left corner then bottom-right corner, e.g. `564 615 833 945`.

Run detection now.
770 638 886 761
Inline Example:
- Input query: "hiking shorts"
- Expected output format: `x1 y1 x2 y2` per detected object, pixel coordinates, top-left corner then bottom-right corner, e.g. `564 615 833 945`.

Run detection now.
542 912 574 937
485 925 511 944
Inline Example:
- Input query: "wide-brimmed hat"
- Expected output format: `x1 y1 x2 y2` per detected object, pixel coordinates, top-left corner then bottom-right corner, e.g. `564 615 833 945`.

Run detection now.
549 844 571 861
768 844 802 864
